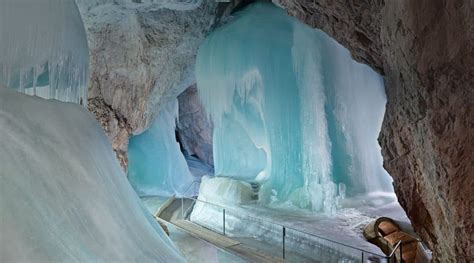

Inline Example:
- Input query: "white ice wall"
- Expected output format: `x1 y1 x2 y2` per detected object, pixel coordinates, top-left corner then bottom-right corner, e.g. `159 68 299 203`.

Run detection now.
0 88 184 262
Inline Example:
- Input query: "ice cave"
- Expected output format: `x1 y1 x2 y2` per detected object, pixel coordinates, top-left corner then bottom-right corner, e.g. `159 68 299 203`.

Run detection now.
1 0 472 262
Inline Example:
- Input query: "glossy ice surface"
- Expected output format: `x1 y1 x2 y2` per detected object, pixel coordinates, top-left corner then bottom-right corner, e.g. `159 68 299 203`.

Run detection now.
196 3 392 212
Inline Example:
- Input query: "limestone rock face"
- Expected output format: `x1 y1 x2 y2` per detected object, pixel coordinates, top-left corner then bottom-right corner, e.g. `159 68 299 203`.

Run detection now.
177 85 213 166
87 97 131 169
278 0 473 261
75 0 221 168
379 1 473 261
274 0 384 73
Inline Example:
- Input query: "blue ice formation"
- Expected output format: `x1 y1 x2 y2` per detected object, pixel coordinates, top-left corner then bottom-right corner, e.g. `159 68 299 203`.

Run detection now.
128 99 195 197
0 0 89 104
196 3 392 212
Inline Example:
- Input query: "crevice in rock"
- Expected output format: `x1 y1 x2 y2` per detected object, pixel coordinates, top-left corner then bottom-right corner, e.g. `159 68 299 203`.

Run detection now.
88 95 132 170
176 84 214 166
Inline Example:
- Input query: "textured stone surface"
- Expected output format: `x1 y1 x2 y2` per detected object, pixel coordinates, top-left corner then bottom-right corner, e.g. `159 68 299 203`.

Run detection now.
278 0 474 261
76 0 221 168
177 85 213 166
87 97 132 169
379 1 474 261
274 0 384 73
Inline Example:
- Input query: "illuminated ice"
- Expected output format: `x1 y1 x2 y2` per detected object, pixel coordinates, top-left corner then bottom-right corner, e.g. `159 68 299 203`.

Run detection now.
196 3 392 212
0 0 89 104
128 99 195 197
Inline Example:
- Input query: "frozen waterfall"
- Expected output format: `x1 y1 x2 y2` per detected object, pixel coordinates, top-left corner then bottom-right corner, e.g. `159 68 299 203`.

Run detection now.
0 0 89 104
195 2 392 212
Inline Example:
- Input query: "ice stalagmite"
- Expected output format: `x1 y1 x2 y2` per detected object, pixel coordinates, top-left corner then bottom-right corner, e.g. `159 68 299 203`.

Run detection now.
196 3 392 212
128 99 195 197
0 0 89 104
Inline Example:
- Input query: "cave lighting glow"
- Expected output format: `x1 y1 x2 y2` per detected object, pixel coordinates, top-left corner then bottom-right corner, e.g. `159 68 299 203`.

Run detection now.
195 2 393 212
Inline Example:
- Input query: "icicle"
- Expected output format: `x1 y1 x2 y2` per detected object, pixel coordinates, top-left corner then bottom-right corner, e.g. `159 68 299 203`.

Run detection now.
0 0 89 105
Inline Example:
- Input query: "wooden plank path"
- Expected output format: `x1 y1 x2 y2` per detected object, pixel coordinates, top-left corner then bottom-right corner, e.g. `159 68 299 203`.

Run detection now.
154 197 285 262
170 219 285 263
156 197 195 222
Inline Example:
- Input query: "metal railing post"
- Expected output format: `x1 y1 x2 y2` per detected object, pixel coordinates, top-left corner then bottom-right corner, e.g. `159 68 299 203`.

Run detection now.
282 226 286 259
387 240 402 263
361 251 364 262
223 208 226 236
399 242 403 263
181 197 184 218
185 194 390 261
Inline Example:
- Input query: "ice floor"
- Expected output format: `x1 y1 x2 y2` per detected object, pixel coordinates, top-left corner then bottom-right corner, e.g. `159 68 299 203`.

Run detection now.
139 153 412 262
230 192 413 253
190 191 414 262
141 192 413 262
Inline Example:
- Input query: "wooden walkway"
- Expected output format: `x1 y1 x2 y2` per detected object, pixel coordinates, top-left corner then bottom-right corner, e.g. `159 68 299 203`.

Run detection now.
155 197 195 222
170 219 285 263
154 197 284 263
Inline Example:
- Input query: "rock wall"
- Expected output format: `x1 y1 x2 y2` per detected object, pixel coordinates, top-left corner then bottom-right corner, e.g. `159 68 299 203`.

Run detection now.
379 1 473 261
274 0 384 73
177 85 214 166
75 0 222 169
277 0 473 261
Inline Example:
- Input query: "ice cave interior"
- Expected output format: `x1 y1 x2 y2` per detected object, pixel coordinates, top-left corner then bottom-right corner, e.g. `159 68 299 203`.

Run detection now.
127 2 415 261
2 0 466 261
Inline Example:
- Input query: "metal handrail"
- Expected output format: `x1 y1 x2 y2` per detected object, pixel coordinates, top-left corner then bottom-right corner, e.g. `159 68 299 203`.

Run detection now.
180 179 201 217
180 180 389 259
388 240 402 258
182 179 201 197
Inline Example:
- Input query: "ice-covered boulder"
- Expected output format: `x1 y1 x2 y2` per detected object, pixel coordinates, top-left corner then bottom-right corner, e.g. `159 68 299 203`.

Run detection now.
197 176 255 206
